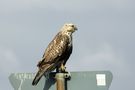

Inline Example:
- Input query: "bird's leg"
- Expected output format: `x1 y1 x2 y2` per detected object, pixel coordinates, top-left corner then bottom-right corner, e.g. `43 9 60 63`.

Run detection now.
56 62 68 73
56 63 66 73
61 62 71 78
57 63 71 79
60 63 66 72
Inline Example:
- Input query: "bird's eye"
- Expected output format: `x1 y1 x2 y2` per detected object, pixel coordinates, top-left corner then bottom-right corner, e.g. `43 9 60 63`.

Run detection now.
71 25 74 27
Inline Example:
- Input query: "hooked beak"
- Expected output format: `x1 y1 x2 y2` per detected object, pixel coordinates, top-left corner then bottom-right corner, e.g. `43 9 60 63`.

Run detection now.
74 26 78 31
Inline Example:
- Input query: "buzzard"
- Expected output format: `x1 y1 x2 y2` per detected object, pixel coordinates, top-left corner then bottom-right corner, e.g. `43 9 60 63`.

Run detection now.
32 23 77 85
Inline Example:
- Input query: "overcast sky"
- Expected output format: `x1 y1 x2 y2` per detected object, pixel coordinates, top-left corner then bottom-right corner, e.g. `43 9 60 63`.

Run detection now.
0 0 135 90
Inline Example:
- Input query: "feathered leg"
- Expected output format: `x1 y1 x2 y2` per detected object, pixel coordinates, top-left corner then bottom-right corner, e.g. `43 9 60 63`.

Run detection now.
60 63 66 72
61 61 71 78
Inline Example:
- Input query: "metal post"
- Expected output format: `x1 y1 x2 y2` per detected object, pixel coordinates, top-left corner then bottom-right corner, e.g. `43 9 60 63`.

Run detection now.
55 73 70 90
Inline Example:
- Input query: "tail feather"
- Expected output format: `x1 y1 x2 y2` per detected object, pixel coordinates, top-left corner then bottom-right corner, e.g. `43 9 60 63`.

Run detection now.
32 70 45 86
32 64 55 85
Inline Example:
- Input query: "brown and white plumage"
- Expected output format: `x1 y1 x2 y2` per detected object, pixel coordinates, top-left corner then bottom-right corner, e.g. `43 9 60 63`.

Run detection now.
32 23 77 85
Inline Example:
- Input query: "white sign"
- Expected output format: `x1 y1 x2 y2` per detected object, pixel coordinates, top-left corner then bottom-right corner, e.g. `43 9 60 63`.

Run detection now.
96 74 106 86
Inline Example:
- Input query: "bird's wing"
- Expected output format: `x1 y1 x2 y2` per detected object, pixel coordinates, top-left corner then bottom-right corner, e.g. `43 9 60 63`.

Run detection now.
38 32 70 67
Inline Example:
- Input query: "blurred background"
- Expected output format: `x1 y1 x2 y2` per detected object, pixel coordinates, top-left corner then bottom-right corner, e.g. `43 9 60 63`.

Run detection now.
0 0 135 90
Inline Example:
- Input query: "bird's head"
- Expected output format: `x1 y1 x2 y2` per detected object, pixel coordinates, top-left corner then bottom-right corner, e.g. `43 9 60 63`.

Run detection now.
61 23 77 33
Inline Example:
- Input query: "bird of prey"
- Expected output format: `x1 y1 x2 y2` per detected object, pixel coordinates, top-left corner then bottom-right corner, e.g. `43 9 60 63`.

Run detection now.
32 23 77 85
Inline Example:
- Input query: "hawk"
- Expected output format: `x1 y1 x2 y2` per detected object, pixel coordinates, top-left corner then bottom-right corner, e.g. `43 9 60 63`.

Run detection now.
32 23 77 85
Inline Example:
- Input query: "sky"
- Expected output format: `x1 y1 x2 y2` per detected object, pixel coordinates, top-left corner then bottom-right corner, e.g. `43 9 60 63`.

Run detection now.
0 0 135 90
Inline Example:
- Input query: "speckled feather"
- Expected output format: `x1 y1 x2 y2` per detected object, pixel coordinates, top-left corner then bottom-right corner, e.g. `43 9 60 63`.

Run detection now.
38 32 72 70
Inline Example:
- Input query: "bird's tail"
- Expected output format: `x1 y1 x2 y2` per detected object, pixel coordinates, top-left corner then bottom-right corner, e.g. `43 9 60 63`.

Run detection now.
32 69 45 86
